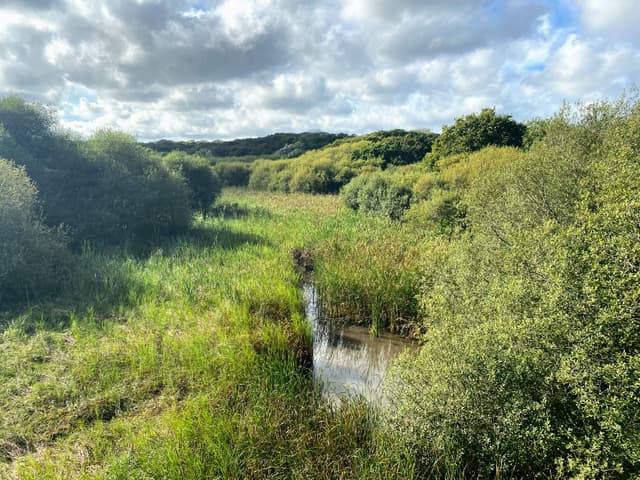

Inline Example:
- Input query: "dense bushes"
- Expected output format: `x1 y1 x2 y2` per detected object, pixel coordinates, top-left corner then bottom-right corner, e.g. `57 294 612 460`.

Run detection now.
342 172 412 220
213 161 252 187
350 130 437 166
247 131 435 195
0 97 200 305
383 96 640 478
0 158 70 302
430 108 526 161
164 151 221 216
82 131 192 241
146 132 348 158
0 98 193 246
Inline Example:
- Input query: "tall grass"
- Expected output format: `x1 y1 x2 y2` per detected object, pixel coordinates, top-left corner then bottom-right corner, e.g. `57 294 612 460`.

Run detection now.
1 189 418 479
313 216 425 335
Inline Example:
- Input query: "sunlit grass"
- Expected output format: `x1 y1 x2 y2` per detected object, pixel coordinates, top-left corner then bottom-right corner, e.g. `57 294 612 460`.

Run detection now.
1 189 420 479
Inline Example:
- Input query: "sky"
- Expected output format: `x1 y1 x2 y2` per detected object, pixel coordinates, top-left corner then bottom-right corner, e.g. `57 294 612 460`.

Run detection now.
1 0 639 141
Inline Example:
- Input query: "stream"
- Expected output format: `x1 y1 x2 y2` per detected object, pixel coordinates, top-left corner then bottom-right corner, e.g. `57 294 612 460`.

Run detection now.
303 283 418 403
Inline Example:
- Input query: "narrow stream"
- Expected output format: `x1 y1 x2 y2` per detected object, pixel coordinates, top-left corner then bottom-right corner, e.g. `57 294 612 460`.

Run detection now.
303 283 418 403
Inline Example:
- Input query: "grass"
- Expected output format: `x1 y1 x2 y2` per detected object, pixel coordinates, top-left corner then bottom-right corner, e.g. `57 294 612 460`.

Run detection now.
0 189 421 479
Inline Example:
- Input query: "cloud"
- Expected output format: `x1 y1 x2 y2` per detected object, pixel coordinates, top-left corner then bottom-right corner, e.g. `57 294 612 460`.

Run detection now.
579 0 640 42
529 33 640 98
2 0 62 9
342 0 549 60
0 0 637 140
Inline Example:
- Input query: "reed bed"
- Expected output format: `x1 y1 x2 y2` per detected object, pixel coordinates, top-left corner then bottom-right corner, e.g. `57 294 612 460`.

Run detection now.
1 189 420 479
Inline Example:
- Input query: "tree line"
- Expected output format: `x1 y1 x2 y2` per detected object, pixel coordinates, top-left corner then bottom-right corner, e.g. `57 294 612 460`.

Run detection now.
0 97 221 304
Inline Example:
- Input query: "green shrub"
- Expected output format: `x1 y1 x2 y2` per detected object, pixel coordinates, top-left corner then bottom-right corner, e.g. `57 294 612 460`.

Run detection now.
83 130 193 241
0 98 193 245
164 151 221 216
213 161 252 187
387 95 640 478
248 159 292 192
431 108 526 160
247 132 433 194
405 191 466 234
342 172 412 220
289 159 343 194
411 171 445 201
0 158 71 303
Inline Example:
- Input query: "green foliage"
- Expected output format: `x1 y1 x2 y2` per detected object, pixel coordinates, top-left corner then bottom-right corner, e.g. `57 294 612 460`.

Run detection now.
164 151 221 216
411 171 445 201
342 172 412 220
523 117 551 149
385 95 640 478
404 190 466 235
213 161 252 187
0 97 194 245
289 158 346 194
431 108 525 161
0 158 70 303
248 159 293 192
247 131 433 194
0 96 57 160
351 130 438 167
146 132 348 158
552 97 640 477
82 130 192 241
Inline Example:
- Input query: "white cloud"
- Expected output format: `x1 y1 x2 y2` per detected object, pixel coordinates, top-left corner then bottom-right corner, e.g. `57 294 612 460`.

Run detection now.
0 0 638 140
531 34 640 98
579 0 640 41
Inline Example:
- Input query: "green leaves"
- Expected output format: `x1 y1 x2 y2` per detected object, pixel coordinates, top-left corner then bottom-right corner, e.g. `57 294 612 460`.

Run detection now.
164 151 222 216
386 94 640 478
431 108 526 160
0 158 70 303
342 172 412 220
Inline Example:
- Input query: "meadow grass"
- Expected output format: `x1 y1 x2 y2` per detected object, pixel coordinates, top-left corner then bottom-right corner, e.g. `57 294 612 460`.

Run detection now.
0 189 420 479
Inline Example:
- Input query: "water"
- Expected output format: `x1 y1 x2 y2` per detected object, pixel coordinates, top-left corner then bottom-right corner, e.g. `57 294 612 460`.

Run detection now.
303 283 418 403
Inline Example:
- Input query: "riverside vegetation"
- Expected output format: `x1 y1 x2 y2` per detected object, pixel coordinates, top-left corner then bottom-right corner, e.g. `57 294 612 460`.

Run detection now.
0 93 639 478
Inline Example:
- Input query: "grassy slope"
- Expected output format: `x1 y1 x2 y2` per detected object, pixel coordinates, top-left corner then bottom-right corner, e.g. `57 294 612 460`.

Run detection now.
0 190 415 480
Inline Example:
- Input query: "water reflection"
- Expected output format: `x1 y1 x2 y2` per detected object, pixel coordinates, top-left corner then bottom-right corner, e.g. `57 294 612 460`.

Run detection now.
303 283 417 403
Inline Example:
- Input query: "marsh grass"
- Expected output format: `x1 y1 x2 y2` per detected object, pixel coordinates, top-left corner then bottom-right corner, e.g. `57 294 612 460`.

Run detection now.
313 218 425 335
1 189 420 479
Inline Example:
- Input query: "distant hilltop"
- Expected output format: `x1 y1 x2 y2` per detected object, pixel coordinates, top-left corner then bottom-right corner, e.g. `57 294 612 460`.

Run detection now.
144 132 350 159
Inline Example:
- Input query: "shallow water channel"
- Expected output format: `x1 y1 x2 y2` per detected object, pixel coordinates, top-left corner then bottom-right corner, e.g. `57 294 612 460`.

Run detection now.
302 283 418 403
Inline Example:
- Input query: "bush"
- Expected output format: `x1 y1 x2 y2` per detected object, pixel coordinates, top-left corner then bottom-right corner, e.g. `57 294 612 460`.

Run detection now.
164 151 221 216
431 108 525 160
386 95 640 478
405 191 466 234
0 158 71 303
342 172 412 220
213 161 252 187
81 130 193 241
411 172 445 201
0 99 194 245
289 159 342 194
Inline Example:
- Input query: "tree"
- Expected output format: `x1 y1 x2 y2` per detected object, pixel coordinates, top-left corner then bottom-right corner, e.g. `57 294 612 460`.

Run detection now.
431 108 526 161
85 131 192 239
164 151 222 217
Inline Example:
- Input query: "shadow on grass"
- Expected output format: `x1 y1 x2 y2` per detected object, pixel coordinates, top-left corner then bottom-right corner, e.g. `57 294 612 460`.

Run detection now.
209 201 272 220
0 222 269 334
0 253 145 334
130 222 270 259
178 223 269 250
